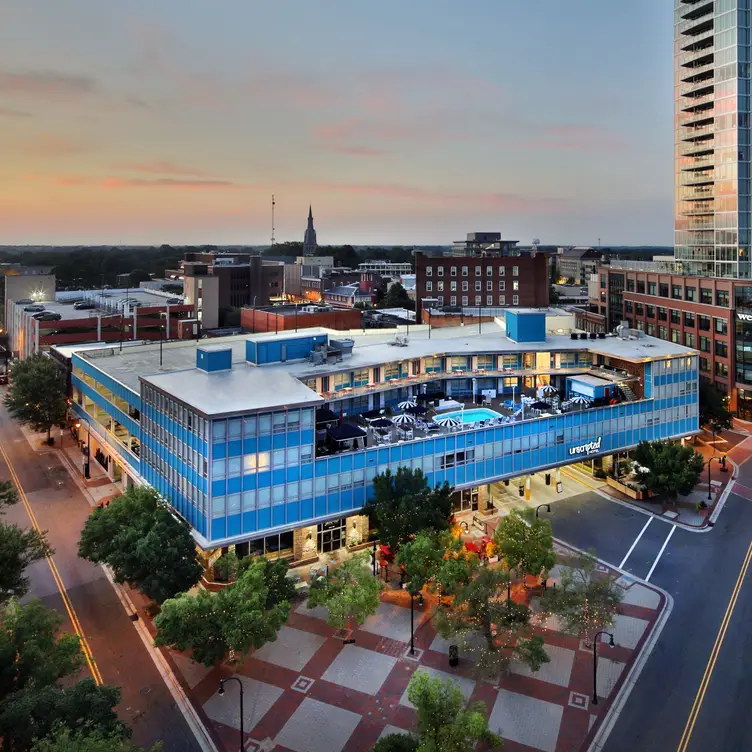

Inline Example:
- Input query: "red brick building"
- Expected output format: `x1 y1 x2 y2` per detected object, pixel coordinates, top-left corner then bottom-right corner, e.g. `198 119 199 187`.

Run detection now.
414 252 549 324
241 306 361 334
591 265 748 413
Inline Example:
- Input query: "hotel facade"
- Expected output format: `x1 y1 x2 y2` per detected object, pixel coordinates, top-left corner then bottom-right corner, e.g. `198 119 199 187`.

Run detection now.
64 313 700 567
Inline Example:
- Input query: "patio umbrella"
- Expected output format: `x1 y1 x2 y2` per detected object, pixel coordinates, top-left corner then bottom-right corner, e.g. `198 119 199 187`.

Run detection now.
315 408 338 426
433 415 461 427
370 418 393 428
530 401 551 410
328 423 367 441
568 395 591 406
406 404 427 415
539 384 557 396
398 398 417 410
392 412 416 425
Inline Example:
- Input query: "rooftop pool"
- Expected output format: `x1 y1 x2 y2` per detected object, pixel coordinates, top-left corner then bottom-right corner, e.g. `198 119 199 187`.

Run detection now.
437 407 503 425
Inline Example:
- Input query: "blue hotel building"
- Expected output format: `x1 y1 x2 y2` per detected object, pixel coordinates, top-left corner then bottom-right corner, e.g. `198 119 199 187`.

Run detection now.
65 312 699 566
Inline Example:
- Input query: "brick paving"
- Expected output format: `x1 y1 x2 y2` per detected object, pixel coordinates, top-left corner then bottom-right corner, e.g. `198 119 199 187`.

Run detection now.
153 555 666 752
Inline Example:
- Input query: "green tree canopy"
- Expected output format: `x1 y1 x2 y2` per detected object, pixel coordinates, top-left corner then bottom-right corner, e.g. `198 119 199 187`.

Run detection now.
434 566 548 678
154 557 292 666
32 726 162 752
128 269 151 287
78 485 201 603
0 599 126 751
540 550 623 643
378 282 415 311
549 285 560 305
633 440 706 499
4 355 67 442
308 553 381 642
371 733 419 752
699 380 733 431
397 530 448 597
402 670 502 751
494 508 556 584
368 468 453 550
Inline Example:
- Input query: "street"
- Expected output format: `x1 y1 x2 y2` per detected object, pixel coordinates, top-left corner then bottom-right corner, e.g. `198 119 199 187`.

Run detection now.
0 403 202 752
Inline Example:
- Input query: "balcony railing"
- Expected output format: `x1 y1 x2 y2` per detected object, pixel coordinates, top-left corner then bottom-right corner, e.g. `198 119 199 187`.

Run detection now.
679 109 714 127
679 122 715 141
677 13 713 37
681 91 715 110
680 61 714 84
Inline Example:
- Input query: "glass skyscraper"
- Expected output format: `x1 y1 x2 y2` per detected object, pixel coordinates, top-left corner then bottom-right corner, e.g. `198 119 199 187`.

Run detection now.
675 0 751 278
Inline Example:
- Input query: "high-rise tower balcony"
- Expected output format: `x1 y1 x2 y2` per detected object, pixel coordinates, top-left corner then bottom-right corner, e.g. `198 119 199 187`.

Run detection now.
680 61 714 84
678 79 714 97
678 48 714 69
679 110 714 127
678 122 715 141
681 92 715 111
680 32 714 54
677 13 713 37
682 171 714 186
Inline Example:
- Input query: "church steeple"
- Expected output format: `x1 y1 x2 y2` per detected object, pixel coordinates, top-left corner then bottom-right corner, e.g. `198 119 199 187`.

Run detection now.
303 204 317 256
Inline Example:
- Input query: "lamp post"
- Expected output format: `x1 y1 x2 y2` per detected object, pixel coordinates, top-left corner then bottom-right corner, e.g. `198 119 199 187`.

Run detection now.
535 503 551 518
371 540 377 577
409 589 415 655
592 631 615 705
707 455 727 502
218 676 244 752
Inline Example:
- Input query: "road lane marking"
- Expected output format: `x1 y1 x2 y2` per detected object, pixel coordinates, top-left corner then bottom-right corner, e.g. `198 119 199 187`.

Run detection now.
0 445 103 685
560 466 601 491
645 524 676 582
619 516 653 570
676 539 752 752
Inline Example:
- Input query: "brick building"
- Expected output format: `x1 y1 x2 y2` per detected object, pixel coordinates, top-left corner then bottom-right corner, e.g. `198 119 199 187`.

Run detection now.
414 252 549 324
241 306 361 334
591 264 752 414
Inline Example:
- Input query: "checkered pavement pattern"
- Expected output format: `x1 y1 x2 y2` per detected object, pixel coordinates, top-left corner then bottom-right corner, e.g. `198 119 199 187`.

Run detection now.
167 575 664 752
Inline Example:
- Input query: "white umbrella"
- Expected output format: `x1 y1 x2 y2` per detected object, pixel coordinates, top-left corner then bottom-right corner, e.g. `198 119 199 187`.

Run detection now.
433 415 461 427
398 398 417 410
539 384 557 396
393 412 416 425
568 395 591 406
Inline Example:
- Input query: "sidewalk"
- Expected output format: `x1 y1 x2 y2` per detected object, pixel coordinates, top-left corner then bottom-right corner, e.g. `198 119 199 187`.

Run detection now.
142 542 667 752
594 430 747 528
18 424 122 507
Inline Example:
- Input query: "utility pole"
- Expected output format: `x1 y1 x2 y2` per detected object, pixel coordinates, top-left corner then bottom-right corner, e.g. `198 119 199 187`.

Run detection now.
271 195 276 248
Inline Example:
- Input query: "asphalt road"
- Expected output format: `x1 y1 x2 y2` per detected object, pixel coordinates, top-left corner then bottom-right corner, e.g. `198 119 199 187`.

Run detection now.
0 405 202 752
546 488 752 752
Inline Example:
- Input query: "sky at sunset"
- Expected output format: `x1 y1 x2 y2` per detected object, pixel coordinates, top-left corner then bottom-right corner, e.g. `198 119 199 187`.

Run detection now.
1 1 673 247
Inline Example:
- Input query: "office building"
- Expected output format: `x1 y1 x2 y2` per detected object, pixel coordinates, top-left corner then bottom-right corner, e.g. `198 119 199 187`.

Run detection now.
556 248 603 284
674 0 751 278
64 313 698 567
415 252 549 323
450 232 520 257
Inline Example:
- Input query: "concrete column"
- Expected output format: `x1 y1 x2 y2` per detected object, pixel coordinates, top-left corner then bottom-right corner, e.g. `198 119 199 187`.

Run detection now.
478 484 495 516
293 525 318 562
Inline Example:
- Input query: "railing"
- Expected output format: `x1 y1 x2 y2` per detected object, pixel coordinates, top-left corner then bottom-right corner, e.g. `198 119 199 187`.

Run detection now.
679 122 714 140
677 11 713 37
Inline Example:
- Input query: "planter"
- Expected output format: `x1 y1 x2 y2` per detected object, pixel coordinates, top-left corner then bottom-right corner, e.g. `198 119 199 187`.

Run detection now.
607 476 646 500
347 540 373 553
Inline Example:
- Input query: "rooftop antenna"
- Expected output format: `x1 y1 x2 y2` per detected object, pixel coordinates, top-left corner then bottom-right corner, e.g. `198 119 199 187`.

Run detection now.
271 194 276 248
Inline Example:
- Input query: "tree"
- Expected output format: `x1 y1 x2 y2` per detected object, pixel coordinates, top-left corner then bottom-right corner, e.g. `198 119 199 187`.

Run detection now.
154 557 291 666
5 354 67 443
378 282 415 311
32 727 162 752
549 285 560 305
633 440 705 499
128 269 151 287
371 733 419 752
368 468 453 550
380 670 503 752
0 599 126 751
539 550 623 644
699 380 732 431
0 477 51 604
494 508 556 586
308 553 381 642
434 566 549 678
78 485 201 603
397 531 447 596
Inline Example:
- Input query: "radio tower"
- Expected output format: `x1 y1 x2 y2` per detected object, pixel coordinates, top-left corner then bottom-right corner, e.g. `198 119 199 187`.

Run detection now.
271 194 276 248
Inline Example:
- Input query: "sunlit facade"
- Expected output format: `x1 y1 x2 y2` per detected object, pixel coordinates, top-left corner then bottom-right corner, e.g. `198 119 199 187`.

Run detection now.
674 0 752 278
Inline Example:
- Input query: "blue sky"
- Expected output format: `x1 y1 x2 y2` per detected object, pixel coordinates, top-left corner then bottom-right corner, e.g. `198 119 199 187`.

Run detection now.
0 0 674 245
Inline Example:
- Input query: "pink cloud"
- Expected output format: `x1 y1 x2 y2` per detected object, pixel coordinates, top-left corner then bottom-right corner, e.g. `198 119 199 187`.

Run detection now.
21 135 89 157
331 145 386 157
50 175 242 190
109 160 210 177
0 106 31 118
0 70 97 98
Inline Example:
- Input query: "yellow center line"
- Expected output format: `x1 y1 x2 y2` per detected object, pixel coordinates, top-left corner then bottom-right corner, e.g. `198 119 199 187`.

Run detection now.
676 539 752 752
0 444 103 685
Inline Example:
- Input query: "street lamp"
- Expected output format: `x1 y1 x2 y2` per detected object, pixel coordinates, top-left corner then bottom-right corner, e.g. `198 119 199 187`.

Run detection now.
591 631 615 705
535 503 551 518
218 676 244 752
371 540 377 577
707 456 727 502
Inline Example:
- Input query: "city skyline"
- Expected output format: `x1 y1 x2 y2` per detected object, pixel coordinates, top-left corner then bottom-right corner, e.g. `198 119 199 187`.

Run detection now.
2 0 673 246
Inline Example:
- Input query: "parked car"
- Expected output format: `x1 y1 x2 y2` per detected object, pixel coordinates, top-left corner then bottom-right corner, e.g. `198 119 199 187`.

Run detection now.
73 301 95 310
24 304 45 313
32 312 62 322
15 299 33 305
165 298 182 304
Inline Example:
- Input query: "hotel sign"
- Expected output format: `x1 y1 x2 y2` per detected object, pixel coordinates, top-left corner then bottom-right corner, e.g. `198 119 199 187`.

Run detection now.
737 313 752 322
569 437 602 457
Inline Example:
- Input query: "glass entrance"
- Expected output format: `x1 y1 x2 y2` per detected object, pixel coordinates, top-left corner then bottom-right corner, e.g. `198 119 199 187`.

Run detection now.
318 519 346 553
452 488 479 513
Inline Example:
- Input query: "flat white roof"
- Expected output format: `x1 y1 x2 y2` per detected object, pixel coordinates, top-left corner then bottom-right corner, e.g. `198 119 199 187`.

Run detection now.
69 322 696 414
567 374 616 388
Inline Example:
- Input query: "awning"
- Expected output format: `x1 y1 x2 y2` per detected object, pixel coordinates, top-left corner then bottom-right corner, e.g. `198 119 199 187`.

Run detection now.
328 423 367 441
316 408 338 425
